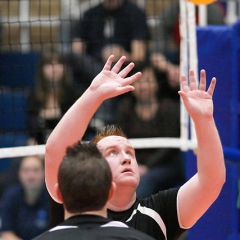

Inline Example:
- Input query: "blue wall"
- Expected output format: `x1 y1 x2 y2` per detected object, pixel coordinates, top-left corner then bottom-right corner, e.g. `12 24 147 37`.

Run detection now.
186 21 240 240
0 51 40 88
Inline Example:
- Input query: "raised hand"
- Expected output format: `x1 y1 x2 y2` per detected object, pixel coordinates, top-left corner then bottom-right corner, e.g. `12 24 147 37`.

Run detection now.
89 55 142 101
178 69 216 122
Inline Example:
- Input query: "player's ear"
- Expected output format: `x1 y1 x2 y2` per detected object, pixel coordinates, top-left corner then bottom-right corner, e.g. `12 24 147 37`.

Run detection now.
108 182 116 200
54 183 63 204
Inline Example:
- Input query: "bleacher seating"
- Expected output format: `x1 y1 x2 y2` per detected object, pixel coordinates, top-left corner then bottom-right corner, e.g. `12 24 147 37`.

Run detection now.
0 89 30 171
0 52 40 88
0 88 30 148
0 89 30 132
0 51 41 152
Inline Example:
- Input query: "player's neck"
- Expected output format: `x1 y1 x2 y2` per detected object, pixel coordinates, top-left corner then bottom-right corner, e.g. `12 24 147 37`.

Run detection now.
107 189 136 211
64 207 108 220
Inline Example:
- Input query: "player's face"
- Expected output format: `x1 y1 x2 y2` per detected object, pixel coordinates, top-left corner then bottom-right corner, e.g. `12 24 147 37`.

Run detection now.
97 136 140 189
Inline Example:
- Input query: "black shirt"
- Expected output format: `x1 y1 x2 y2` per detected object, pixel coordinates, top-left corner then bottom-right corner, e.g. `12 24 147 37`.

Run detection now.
75 0 150 60
108 188 186 240
32 214 154 240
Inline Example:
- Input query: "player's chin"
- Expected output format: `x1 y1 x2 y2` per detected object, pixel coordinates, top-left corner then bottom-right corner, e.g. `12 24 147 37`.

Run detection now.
120 176 139 187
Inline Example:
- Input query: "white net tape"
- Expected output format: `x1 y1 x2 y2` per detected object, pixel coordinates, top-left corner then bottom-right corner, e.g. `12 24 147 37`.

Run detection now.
0 138 198 159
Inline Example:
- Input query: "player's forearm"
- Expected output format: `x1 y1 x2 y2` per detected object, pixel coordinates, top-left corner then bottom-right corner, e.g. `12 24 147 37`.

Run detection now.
46 87 103 150
177 118 225 228
195 117 226 189
45 87 103 201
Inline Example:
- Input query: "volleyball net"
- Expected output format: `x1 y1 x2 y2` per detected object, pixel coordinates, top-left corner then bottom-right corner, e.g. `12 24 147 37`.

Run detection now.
0 0 239 162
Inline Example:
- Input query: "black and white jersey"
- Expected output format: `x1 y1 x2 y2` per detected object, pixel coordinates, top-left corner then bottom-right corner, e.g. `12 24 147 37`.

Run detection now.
108 187 186 240
32 214 155 240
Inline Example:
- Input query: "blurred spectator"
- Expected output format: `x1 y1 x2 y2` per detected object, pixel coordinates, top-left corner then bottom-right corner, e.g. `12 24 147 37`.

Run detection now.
115 62 185 198
0 155 50 240
69 0 150 125
150 0 225 89
27 51 93 144
70 0 150 86
58 0 82 53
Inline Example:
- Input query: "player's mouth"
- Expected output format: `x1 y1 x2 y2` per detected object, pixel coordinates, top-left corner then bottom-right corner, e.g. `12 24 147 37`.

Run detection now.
121 168 133 173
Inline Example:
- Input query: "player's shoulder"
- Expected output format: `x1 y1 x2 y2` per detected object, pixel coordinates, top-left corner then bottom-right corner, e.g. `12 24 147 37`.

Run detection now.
98 224 155 240
32 223 155 240
138 187 180 206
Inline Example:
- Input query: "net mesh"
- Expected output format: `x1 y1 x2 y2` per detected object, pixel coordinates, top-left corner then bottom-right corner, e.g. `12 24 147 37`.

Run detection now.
0 0 233 160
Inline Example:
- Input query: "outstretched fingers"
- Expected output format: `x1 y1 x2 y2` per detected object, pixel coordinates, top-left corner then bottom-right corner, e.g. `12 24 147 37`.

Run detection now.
102 55 115 71
110 56 127 73
118 62 135 78
207 77 216 96
123 72 142 86
189 69 198 90
198 69 216 96
180 75 190 93
179 69 216 100
198 69 206 91
102 55 138 79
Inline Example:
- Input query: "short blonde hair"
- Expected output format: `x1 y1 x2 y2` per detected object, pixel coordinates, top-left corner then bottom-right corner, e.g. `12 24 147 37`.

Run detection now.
91 125 127 143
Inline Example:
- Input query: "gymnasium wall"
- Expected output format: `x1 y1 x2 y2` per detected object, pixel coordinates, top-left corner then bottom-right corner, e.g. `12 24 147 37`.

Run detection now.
186 19 240 240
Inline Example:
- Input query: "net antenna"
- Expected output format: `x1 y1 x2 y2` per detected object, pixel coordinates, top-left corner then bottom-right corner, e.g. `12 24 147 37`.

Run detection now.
179 0 199 151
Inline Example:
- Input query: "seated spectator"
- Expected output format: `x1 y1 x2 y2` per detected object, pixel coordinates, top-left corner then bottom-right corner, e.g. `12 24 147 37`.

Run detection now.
69 0 150 125
71 0 150 85
150 0 225 89
0 155 50 240
115 62 185 198
58 0 82 53
33 142 154 240
27 50 93 144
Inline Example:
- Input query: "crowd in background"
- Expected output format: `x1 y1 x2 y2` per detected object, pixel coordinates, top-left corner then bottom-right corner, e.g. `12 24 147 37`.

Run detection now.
0 0 227 239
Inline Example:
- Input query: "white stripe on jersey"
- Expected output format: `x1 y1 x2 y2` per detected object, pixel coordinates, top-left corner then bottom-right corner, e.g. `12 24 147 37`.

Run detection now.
49 221 129 232
49 226 78 232
126 204 167 239
101 221 129 228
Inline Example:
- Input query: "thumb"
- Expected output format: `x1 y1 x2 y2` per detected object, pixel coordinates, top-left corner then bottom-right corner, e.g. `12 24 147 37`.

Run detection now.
178 91 186 100
178 91 189 105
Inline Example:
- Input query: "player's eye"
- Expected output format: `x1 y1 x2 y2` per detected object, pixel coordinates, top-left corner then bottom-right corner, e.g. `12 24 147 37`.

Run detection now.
109 151 117 156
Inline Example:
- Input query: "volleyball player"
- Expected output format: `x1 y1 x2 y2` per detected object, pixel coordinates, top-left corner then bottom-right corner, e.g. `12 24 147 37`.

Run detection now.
45 55 226 240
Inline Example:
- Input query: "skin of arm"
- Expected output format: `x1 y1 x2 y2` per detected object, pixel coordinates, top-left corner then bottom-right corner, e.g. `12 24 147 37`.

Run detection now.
45 55 142 202
1 231 23 240
177 69 226 228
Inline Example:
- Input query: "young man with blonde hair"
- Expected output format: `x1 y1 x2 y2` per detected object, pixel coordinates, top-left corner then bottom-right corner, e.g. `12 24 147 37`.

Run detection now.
45 55 225 240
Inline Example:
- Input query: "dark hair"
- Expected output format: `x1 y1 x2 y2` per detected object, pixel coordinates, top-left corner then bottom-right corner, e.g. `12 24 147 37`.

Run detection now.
34 51 73 105
58 142 112 213
91 124 127 143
